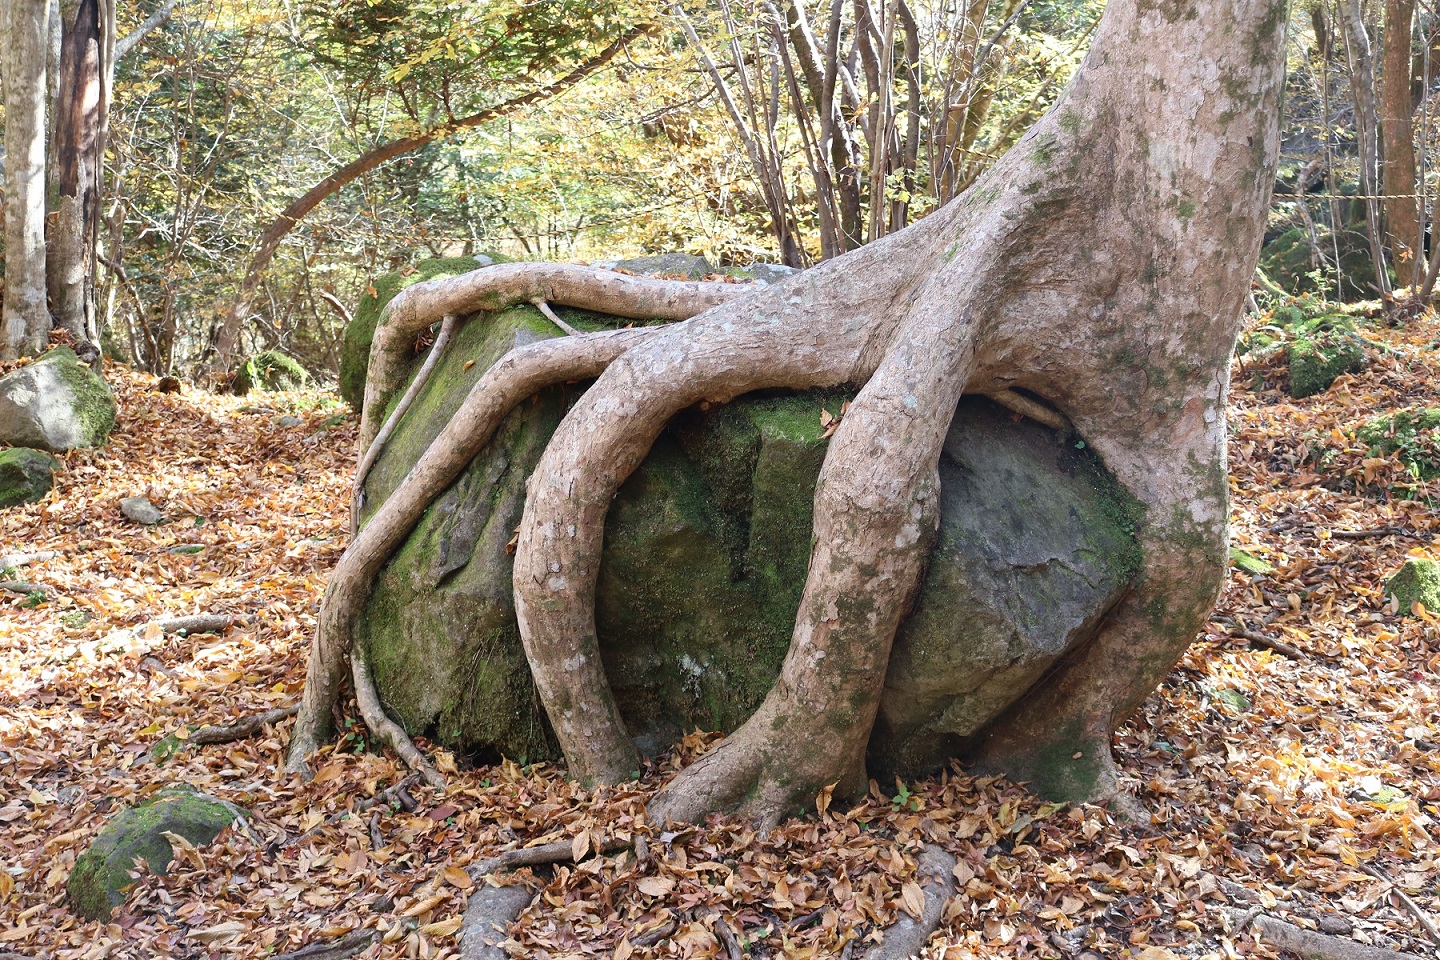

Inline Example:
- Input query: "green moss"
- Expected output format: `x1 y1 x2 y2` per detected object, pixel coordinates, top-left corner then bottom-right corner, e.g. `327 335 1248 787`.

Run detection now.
1356 408 1440 480
1287 327 1366 398
1385 558 1440 616
1229 548 1273 575
0 447 59 508
67 789 242 920
339 256 511 408
231 350 310 395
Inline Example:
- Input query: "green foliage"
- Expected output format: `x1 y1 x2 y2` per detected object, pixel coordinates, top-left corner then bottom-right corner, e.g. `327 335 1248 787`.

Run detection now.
1355 409 1440 481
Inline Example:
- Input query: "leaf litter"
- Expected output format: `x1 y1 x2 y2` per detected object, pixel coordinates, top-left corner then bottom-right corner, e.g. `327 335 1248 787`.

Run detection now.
0 320 1437 958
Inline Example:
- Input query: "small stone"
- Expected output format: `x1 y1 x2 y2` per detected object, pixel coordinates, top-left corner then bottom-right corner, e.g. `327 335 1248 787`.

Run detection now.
120 496 163 525
277 415 302 427
0 447 61 508
67 788 244 920
613 253 714 280
1385 558 1440 616
1317 915 1353 936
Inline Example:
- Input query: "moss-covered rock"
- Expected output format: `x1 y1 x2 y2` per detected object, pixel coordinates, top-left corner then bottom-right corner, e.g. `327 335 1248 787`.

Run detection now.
613 253 714 279
0 447 60 508
1356 408 1440 480
1385 559 1440 616
67 789 243 920
339 255 513 408
1287 318 1367 398
357 304 1141 779
231 350 311 395
0 347 116 451
1229 547 1274 575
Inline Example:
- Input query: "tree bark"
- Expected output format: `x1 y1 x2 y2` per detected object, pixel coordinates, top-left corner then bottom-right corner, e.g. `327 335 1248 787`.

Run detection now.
2 0 54 360
214 25 653 374
1381 0 1420 284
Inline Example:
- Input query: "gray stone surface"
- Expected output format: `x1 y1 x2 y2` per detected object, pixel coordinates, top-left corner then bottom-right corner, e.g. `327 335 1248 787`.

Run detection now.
0 447 60 508
120 496 163 525
0 347 116 452
613 253 714 279
67 789 243 920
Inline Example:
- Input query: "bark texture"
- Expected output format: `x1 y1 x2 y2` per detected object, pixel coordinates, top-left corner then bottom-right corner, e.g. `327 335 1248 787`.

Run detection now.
1380 0 1420 283
289 0 1287 827
2 0 54 359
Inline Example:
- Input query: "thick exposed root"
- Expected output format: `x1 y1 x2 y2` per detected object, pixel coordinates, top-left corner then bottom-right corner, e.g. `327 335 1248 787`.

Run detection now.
351 312 459 534
360 264 748 451
648 309 976 826
512 303 866 785
286 328 654 775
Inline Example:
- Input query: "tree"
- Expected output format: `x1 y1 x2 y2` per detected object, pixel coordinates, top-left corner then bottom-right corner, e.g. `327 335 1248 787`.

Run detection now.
287 0 1288 827
2 0 53 360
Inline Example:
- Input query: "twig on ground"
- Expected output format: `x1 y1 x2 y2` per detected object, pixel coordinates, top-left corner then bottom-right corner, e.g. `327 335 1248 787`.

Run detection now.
1361 864 1440 950
189 704 299 745
0 581 45 595
632 920 679 948
369 812 384 851
861 844 958 959
1213 617 1309 659
1327 526 1420 540
468 835 629 880
712 913 745 960
271 930 376 960
1223 906 1426 960
0 550 58 569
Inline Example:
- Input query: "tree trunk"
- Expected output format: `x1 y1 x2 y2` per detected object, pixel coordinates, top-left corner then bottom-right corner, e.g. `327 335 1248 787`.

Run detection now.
289 0 1287 827
3 0 54 360
48 0 114 350
1339 0 1393 297
213 25 652 374
1380 0 1420 284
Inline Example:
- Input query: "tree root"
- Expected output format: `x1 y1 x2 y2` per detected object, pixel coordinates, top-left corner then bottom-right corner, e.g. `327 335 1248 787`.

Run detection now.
287 328 656 775
860 845 957 960
0 550 59 568
351 312 459 534
351 639 446 791
1222 907 1428 960
458 884 535 960
271 930 376 960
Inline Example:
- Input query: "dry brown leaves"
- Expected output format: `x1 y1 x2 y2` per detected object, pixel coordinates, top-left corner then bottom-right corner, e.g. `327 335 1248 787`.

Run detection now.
0 333 1437 959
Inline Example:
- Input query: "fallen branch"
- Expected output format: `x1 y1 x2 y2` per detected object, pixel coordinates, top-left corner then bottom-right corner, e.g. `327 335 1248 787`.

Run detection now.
458 884 536 960
861 845 957 959
1224 906 1427 960
271 929 376 960
149 614 237 636
467 835 629 880
189 704 299 745
1231 627 1308 660
0 581 45 595
712 913 745 960
632 920 679 948
1360 864 1440 950
0 550 58 569
1327 526 1420 540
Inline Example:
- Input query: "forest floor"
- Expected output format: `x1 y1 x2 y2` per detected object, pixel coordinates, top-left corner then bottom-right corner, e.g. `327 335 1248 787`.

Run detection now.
1 306 1439 960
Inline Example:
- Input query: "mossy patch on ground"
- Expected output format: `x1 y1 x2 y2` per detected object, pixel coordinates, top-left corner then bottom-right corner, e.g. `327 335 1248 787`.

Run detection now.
0 447 60 508
231 350 311 395
1355 408 1440 480
1286 318 1367 398
1385 558 1440 616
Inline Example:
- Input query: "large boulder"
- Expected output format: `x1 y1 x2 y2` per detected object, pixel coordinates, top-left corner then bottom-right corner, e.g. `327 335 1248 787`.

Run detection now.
340 255 514 409
0 347 116 452
356 301 1140 778
0 447 60 508
67 789 243 920
230 350 311 395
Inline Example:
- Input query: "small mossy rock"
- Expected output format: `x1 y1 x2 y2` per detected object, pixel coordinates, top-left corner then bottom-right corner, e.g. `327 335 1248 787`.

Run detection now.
339 256 509 409
1260 216 1383 302
1287 326 1366 398
67 789 242 920
357 307 1141 783
1385 559 1440 616
0 347 116 452
613 253 714 279
231 350 311 395
1229 548 1274 575
0 447 60 508
1355 408 1440 480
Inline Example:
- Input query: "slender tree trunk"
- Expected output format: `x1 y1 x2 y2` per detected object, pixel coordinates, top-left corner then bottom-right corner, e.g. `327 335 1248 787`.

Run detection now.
1339 0 1393 297
48 0 114 349
1381 0 1420 284
213 25 652 373
2 0 54 360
